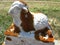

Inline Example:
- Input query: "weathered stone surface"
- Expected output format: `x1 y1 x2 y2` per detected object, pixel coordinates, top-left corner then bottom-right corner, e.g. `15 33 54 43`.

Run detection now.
4 36 54 45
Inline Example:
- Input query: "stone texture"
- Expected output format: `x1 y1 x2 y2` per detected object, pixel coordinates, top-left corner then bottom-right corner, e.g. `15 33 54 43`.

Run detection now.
4 36 54 45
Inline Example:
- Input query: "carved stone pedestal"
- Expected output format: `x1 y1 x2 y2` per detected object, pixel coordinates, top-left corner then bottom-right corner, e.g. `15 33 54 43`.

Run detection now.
4 36 54 45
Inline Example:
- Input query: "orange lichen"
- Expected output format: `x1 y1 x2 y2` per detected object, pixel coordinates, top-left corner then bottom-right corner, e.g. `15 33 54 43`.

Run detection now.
4 23 20 37
39 30 54 42
4 30 18 37
39 36 54 42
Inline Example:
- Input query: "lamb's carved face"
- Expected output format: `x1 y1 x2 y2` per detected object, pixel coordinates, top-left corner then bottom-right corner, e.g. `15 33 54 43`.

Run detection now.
8 1 28 17
8 1 28 27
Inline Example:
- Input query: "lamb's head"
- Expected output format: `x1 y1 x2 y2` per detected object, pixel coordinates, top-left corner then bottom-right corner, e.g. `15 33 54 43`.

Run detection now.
8 1 28 17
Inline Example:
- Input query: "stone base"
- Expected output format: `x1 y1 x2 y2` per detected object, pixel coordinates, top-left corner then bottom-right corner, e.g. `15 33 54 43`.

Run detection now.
3 36 54 45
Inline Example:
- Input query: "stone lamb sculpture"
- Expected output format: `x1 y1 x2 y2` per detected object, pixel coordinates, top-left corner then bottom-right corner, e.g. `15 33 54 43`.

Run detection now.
3 0 54 45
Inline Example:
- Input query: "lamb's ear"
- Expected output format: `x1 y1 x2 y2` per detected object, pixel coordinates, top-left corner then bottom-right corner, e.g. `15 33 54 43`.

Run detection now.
22 7 28 13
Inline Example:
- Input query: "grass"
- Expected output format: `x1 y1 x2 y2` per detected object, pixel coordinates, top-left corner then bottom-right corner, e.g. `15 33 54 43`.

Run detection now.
36 0 60 2
0 1 60 45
